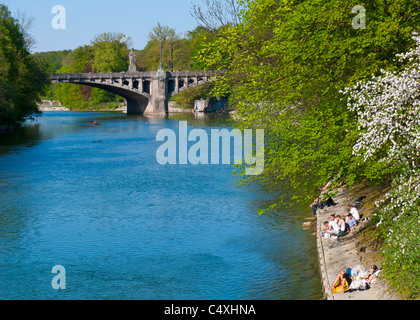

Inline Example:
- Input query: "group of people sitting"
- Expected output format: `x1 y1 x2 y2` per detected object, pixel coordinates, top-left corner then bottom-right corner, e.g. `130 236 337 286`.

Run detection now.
321 205 360 238
329 265 381 294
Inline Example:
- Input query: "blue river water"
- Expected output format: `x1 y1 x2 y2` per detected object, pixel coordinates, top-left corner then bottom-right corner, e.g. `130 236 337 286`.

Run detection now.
0 112 322 300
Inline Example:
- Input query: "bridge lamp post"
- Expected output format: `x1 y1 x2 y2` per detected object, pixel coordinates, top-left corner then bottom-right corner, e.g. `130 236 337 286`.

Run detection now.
158 39 163 71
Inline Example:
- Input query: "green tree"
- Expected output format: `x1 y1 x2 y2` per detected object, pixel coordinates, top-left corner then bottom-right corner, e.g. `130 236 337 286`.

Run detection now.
33 50 72 74
51 46 94 108
136 25 211 72
187 26 213 70
195 0 420 207
148 22 179 70
148 22 176 43
33 50 72 100
0 4 48 124
91 32 129 72
44 33 131 109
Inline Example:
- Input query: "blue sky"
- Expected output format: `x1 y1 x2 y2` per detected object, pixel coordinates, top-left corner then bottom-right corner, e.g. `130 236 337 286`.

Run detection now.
1 0 200 52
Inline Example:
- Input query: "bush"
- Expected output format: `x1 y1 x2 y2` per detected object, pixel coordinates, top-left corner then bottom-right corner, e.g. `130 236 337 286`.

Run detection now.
374 172 420 298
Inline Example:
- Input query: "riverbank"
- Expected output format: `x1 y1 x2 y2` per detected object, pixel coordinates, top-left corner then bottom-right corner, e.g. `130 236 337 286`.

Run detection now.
38 100 128 113
37 105 237 115
38 102 192 113
314 184 401 300
39 106 127 112
38 106 70 112
39 106 194 113
37 99 237 114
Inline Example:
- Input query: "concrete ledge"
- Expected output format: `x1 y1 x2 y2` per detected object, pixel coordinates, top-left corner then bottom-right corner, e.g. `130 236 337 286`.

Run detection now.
317 228 334 300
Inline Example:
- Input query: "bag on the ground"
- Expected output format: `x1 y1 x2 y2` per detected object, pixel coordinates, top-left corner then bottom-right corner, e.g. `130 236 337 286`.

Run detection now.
349 279 361 290
359 280 367 290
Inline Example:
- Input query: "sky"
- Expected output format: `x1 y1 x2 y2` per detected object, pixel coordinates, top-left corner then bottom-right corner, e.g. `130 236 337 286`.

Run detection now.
1 0 200 53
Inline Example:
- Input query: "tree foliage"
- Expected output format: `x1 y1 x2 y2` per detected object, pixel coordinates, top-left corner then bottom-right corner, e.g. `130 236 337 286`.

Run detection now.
137 24 210 71
91 32 130 73
342 34 420 170
148 22 177 43
195 0 420 205
191 0 244 33
40 33 130 109
0 4 48 125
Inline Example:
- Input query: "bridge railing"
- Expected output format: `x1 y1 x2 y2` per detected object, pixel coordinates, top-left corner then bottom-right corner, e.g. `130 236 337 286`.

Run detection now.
49 70 221 80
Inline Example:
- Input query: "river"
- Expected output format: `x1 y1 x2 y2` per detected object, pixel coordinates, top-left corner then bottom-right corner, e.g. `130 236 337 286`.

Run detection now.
0 111 322 300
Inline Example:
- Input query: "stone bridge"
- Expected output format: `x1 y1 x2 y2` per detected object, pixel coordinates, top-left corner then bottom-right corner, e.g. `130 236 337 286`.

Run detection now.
49 70 216 115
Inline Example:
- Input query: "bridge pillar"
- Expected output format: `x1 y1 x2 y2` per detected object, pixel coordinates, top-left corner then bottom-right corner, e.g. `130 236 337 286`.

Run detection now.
145 69 167 115
174 77 179 93
139 78 144 93
126 96 149 115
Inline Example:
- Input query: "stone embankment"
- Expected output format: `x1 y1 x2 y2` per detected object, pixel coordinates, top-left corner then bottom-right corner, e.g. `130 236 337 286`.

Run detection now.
168 106 193 113
38 100 127 112
38 106 69 112
312 185 400 300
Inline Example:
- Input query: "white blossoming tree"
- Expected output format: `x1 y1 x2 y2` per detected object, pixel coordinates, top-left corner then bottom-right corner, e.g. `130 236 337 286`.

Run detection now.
342 33 420 298
342 33 420 169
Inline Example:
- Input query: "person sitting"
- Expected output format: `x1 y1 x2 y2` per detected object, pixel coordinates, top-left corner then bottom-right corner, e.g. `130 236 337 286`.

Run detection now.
329 269 352 293
318 194 335 210
344 205 360 222
310 197 319 207
346 213 357 231
310 197 319 209
323 215 340 237
365 265 378 284
311 195 335 215
310 193 335 216
322 195 335 207
335 216 348 234
319 181 332 191
310 197 320 215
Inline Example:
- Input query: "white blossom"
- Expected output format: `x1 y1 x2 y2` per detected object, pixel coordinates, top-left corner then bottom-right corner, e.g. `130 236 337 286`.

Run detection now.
341 33 420 167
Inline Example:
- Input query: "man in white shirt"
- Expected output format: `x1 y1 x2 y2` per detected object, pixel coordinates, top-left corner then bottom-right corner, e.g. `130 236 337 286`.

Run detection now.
327 214 340 236
335 216 347 233
348 205 360 221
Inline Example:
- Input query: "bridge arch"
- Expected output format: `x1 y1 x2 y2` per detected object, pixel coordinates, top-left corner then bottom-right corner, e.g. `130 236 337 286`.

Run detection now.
77 81 151 114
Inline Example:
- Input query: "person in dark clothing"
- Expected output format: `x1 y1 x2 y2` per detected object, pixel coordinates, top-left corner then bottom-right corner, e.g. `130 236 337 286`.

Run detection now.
310 197 320 215
310 195 335 215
